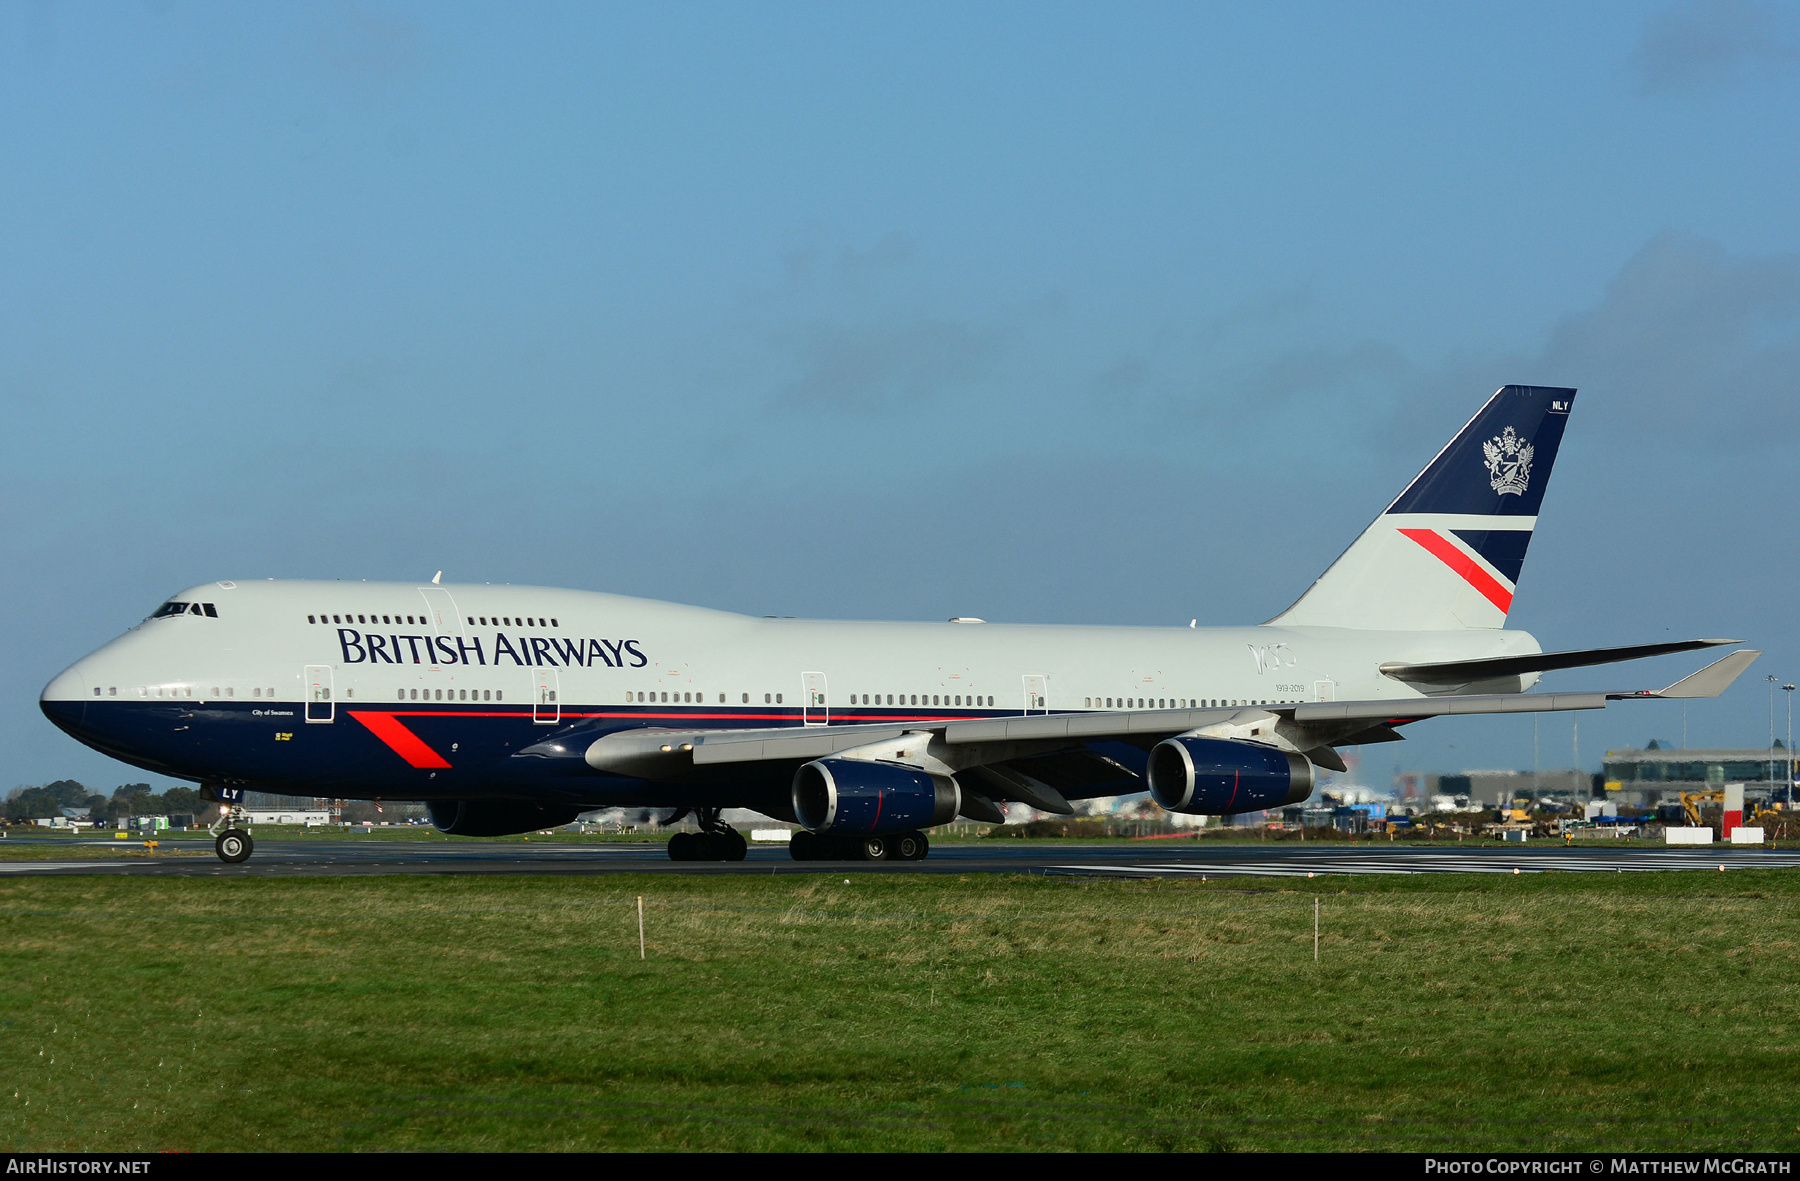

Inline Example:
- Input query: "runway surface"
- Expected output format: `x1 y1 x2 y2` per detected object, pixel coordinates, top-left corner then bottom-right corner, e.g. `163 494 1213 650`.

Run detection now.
4 836 1800 878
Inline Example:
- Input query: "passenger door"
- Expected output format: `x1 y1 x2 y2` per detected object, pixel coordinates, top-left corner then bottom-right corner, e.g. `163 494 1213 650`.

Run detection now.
802 671 829 726
305 665 334 723
1022 674 1048 714
534 667 560 725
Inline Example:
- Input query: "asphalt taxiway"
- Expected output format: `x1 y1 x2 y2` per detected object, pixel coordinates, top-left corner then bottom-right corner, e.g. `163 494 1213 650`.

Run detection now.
3 836 1798 878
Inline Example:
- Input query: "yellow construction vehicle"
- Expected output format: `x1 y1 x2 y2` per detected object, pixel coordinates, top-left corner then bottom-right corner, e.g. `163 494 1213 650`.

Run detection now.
1679 789 1721 828
1680 789 1784 828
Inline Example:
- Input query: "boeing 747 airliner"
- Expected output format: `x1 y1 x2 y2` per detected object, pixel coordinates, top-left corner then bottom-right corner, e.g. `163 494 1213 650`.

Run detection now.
40 386 1757 863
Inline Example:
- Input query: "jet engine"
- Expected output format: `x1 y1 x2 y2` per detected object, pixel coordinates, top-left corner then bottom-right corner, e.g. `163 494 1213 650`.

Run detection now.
1145 737 1315 815
427 799 584 836
792 758 960 835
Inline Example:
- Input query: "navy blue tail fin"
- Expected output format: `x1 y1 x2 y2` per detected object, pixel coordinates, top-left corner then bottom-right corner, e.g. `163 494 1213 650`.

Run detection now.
1385 386 1575 517
1269 386 1576 630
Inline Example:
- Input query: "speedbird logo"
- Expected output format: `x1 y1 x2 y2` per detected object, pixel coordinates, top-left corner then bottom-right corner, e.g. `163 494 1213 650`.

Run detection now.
1482 425 1533 496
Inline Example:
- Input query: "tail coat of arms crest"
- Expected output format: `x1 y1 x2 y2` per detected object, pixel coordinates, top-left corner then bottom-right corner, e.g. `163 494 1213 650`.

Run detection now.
1482 426 1533 496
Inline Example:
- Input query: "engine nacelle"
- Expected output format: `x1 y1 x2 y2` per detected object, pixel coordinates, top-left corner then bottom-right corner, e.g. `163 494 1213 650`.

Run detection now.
1146 737 1315 815
792 758 960 835
427 799 583 836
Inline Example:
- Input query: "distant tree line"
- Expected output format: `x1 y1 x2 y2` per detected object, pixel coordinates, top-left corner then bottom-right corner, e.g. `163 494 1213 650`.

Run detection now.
4 780 207 823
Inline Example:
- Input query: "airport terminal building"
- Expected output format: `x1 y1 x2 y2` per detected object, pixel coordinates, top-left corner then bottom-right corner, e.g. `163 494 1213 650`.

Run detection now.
1603 745 1797 806
1398 748 1798 810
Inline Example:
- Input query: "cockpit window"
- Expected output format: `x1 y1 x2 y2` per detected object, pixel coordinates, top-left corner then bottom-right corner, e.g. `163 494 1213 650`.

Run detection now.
148 601 218 620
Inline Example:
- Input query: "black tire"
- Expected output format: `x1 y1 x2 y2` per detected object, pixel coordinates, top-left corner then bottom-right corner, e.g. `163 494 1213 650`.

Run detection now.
789 831 818 861
719 828 748 861
668 831 694 861
215 829 253 864
894 831 929 861
858 835 889 862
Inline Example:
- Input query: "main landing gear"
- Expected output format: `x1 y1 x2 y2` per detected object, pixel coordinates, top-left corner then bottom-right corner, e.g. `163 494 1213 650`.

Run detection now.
664 807 747 862
789 830 929 862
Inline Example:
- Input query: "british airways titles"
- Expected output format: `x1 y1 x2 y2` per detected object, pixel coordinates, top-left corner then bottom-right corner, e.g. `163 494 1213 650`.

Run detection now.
336 628 647 669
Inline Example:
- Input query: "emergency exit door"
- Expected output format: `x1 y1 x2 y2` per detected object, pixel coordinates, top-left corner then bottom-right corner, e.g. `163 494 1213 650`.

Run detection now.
802 672 829 726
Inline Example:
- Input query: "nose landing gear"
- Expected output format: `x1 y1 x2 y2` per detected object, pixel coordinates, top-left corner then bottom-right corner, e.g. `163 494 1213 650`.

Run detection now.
215 828 254 863
204 787 254 864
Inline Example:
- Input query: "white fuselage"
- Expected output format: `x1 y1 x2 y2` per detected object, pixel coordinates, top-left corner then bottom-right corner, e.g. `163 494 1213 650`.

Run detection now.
46 579 1541 717
39 578 1542 809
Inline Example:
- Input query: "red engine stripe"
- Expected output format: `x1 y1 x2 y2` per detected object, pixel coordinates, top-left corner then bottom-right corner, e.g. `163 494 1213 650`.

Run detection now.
1398 528 1514 614
348 710 453 769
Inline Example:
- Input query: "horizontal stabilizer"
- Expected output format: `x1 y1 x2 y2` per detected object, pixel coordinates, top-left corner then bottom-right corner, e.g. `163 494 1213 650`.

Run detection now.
1380 638 1739 687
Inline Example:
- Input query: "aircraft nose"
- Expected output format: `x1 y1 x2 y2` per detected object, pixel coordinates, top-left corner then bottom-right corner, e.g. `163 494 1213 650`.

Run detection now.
40 663 92 739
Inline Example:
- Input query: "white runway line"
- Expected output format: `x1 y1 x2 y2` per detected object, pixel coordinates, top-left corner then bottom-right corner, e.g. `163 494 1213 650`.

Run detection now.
1051 852 1800 877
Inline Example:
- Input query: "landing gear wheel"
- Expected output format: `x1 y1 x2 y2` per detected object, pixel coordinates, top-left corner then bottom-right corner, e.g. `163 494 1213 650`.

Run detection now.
668 831 695 861
789 831 819 861
719 828 748 861
215 829 253 864
858 835 890 862
893 831 929 861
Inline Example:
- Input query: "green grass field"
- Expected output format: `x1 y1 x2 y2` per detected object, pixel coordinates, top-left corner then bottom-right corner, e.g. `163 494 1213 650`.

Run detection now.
5 868 1799 1152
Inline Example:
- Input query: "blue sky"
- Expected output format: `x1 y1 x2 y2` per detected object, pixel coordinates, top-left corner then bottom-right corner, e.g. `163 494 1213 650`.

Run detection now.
5 1 1799 793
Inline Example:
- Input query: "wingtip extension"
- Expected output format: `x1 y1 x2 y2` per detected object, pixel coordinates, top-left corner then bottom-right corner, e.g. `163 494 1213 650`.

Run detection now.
1652 649 1762 699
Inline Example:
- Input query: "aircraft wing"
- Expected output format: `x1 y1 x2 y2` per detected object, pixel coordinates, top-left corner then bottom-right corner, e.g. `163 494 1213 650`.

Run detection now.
581 649 1760 773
